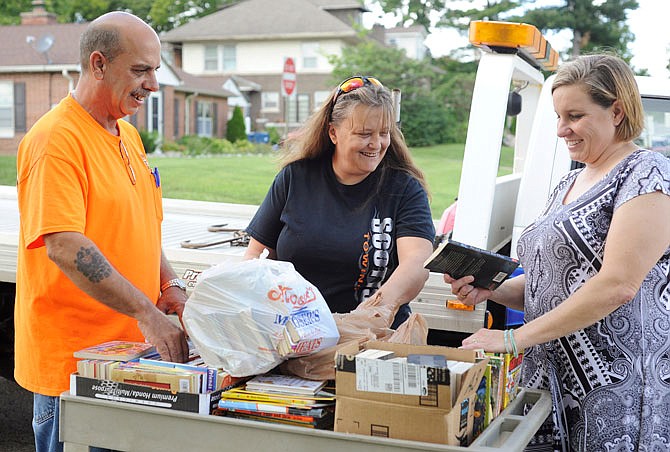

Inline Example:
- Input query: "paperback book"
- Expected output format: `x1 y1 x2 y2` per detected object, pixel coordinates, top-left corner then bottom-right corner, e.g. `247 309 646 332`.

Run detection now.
245 374 327 396
213 408 334 429
424 239 519 290
73 341 156 361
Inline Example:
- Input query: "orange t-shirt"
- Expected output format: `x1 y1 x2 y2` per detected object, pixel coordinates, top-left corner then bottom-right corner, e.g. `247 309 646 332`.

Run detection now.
15 94 164 396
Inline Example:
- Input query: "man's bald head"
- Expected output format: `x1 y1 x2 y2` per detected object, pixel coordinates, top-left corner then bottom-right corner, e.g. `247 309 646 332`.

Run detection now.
79 12 157 71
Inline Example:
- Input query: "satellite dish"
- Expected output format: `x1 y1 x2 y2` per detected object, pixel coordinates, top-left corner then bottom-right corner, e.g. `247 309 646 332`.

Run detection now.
26 32 56 64
35 34 54 53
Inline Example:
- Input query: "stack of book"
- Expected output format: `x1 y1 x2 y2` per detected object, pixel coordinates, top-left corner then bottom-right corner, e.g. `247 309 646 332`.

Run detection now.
214 374 335 429
472 351 524 439
74 340 234 394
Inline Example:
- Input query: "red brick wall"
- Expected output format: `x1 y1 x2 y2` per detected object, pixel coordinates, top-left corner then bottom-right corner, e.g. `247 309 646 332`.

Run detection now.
0 71 78 155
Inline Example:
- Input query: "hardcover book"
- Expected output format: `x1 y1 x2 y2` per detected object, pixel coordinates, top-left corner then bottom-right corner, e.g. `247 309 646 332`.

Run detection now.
423 240 519 291
73 341 156 361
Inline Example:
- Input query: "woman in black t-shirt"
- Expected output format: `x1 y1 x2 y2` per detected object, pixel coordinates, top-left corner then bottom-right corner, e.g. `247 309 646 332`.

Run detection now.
245 76 435 328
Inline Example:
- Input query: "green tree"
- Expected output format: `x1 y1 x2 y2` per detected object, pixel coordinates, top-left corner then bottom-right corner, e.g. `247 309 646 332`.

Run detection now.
226 106 247 143
370 0 639 60
328 37 455 146
3 0 236 33
513 0 638 59
0 0 37 24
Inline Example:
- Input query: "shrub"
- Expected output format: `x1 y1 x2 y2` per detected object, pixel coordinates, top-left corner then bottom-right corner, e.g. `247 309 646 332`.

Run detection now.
267 127 281 145
226 106 247 143
401 95 450 147
139 129 160 153
160 139 185 153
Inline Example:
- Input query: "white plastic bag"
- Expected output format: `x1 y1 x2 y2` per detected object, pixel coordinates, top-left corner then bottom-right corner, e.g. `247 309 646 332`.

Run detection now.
182 259 339 377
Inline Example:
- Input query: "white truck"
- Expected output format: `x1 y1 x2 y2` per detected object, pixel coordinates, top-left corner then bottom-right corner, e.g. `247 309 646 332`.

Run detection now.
1 20 669 380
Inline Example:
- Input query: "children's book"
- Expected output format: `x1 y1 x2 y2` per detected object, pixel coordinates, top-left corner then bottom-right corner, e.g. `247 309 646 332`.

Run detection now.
73 341 156 361
424 239 519 290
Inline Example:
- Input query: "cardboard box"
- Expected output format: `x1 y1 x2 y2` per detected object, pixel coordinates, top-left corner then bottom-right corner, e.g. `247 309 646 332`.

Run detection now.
334 341 487 446
69 374 223 415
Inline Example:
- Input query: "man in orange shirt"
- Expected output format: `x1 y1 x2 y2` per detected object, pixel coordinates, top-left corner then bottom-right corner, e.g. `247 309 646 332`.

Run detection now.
15 12 189 452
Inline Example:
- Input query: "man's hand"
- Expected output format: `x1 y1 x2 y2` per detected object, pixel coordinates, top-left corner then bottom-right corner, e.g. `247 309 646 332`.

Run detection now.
137 307 189 363
156 287 187 317
156 287 188 334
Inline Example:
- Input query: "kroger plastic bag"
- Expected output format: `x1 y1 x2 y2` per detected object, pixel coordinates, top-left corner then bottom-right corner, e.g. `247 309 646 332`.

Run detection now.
182 259 339 377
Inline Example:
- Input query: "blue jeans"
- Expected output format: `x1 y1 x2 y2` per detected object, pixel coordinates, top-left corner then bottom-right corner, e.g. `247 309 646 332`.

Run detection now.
33 394 62 452
33 393 114 452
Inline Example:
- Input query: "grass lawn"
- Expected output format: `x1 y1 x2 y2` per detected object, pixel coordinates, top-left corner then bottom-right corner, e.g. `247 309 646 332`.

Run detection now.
0 144 512 219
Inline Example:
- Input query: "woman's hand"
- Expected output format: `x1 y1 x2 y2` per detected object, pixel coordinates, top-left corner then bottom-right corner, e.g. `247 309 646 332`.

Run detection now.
460 328 507 353
443 273 492 306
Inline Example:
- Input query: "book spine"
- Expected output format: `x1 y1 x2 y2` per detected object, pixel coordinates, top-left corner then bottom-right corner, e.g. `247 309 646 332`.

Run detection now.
218 399 289 413
226 408 317 423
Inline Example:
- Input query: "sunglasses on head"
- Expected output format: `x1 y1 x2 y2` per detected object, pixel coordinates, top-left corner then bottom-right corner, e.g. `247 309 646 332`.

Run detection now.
332 76 383 105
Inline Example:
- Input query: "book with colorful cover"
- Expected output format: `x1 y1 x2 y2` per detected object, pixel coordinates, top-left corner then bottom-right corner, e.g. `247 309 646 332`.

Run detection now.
485 353 505 419
220 387 335 409
503 351 524 408
73 341 156 361
213 409 334 429
217 398 332 417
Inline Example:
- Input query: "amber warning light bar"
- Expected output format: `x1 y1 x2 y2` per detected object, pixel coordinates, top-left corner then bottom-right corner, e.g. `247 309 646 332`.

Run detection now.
469 21 559 72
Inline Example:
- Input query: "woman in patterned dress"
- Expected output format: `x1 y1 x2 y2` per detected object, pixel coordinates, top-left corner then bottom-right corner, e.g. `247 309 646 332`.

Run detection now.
446 54 670 451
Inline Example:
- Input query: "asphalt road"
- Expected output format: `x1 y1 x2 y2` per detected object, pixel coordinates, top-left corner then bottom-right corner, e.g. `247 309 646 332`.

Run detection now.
0 376 35 452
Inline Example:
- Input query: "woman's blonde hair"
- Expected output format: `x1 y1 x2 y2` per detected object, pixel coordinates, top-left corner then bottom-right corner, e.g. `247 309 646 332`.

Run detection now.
279 77 429 194
552 53 644 142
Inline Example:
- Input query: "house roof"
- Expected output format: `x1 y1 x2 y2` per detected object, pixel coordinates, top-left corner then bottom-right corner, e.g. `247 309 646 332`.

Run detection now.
229 74 262 92
161 0 358 42
307 0 368 11
171 66 236 98
0 22 87 67
386 25 427 36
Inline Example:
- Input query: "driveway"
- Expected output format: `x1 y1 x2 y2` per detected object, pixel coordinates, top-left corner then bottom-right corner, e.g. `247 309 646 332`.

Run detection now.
0 376 35 452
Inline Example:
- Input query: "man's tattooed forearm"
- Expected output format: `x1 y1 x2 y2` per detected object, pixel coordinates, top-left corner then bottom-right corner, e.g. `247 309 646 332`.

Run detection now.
74 247 112 283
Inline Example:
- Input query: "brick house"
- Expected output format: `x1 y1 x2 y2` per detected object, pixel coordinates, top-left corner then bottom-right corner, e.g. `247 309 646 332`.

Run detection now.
0 2 233 155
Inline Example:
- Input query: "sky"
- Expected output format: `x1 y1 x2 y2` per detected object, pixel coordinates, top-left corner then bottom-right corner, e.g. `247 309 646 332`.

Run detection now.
365 0 670 78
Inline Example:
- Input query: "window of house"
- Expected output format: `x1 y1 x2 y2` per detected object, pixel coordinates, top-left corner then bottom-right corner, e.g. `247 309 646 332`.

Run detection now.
262 92 280 112
222 45 236 71
313 90 330 111
287 94 310 123
0 81 14 138
173 98 180 139
196 101 213 137
204 45 218 71
301 42 319 69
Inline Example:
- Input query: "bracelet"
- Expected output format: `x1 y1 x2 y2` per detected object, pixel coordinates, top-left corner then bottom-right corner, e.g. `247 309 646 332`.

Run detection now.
507 329 519 358
503 329 510 354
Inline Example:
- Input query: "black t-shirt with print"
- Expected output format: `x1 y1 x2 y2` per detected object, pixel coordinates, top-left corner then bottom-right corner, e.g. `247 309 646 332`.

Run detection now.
246 157 435 326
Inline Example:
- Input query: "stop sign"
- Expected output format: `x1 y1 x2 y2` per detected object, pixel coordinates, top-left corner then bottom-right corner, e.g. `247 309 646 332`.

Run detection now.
282 57 296 96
